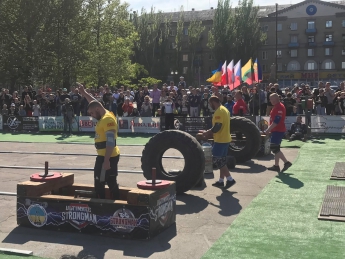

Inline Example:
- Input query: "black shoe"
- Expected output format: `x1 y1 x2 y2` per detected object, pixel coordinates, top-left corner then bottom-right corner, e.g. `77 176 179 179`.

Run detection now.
224 179 236 189
267 165 280 172
212 181 224 188
282 162 292 172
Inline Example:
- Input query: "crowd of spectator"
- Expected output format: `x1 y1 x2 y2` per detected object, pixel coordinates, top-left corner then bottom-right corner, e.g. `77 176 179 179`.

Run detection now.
1 77 345 118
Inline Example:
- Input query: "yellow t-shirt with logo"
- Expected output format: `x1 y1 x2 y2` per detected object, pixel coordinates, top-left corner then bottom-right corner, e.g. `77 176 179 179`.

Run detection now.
212 105 231 143
95 111 120 157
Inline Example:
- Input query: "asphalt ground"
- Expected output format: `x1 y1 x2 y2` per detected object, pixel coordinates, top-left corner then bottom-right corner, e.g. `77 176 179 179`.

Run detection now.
0 142 298 259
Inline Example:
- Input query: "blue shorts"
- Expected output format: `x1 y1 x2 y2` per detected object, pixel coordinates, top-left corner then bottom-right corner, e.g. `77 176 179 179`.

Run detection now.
270 132 285 145
212 142 230 157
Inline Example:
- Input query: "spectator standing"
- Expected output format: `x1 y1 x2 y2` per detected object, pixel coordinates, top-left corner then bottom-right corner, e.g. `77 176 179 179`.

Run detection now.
159 90 167 114
62 98 74 136
116 92 125 116
241 86 250 104
23 95 33 116
324 82 335 115
178 76 186 89
71 89 82 116
266 87 276 115
143 86 150 97
60 88 70 103
10 91 20 104
181 95 189 117
150 84 161 117
224 95 235 116
18 105 26 116
283 93 297 116
55 90 62 116
0 89 10 108
122 98 133 117
9 103 17 116
163 97 175 130
1 104 8 115
314 89 327 115
32 100 41 116
140 96 152 117
200 93 209 116
249 88 260 116
189 88 201 117
48 94 56 116
233 91 248 116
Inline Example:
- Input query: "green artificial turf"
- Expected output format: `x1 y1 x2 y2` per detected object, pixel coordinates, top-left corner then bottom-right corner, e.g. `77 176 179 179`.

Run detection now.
0 133 153 146
280 139 305 148
202 138 345 259
0 252 46 259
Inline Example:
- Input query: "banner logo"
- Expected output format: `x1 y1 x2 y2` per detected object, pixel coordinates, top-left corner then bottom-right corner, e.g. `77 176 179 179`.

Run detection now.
27 204 47 227
110 208 137 233
6 116 21 129
62 204 97 229
157 192 174 226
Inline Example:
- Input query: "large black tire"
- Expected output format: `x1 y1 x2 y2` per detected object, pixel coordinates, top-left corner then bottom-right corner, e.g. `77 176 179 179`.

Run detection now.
141 130 205 194
228 116 261 163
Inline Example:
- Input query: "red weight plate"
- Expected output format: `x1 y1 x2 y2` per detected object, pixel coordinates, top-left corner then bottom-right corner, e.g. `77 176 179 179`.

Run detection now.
30 172 63 182
137 180 171 190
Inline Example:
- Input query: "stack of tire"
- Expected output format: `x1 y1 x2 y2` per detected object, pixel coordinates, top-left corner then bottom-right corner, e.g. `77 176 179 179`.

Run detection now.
141 117 261 194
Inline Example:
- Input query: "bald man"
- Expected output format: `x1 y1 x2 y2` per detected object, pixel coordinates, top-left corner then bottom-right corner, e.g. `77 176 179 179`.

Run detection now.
263 93 292 173
77 83 120 200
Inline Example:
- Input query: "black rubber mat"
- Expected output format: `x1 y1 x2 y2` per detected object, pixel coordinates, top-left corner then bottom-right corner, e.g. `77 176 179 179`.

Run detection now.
319 185 345 221
330 162 345 180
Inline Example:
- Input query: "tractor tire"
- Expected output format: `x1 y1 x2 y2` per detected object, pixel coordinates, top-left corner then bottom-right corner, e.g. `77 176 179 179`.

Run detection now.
141 130 205 194
229 116 261 163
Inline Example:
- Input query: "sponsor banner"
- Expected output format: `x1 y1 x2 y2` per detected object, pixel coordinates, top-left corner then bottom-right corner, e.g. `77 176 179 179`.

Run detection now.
256 116 305 132
39 116 78 132
2 115 39 131
118 117 160 133
0 115 2 130
311 115 345 133
79 116 97 132
160 116 212 134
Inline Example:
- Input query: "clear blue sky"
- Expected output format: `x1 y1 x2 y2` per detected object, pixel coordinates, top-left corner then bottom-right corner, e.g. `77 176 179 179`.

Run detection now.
125 0 333 12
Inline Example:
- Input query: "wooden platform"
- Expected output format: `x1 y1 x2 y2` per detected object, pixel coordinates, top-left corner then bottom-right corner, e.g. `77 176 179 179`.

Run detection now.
318 185 345 222
330 162 345 180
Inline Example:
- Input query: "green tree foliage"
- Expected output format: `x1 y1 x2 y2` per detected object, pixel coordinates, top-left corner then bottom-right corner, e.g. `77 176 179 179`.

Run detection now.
0 0 138 91
208 0 266 64
132 7 171 81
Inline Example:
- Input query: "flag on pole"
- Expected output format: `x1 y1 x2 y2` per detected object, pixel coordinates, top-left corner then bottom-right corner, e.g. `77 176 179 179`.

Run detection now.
234 60 242 88
253 58 263 82
241 58 253 85
227 60 234 90
207 62 222 83
214 61 228 86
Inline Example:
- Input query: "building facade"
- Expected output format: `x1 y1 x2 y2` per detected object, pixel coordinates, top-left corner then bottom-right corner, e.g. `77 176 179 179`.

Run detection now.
260 0 345 86
164 0 345 87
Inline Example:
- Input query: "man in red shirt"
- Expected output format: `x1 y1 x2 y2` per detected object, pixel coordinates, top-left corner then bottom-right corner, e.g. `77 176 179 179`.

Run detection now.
232 91 248 116
263 93 292 173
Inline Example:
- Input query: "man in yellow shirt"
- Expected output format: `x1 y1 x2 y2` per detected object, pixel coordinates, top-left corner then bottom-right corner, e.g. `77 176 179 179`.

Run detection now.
77 83 120 200
202 96 236 189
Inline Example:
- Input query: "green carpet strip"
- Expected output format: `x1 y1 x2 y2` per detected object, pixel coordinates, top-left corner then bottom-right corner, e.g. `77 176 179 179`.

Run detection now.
202 139 345 259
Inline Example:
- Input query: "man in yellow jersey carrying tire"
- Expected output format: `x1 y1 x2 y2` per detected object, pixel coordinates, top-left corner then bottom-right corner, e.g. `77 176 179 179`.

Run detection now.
77 83 120 200
202 96 236 189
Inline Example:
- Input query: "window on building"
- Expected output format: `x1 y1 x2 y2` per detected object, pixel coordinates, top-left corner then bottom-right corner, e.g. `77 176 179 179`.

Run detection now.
326 21 332 28
342 49 345 55
262 25 268 32
325 48 332 56
277 50 282 58
325 34 333 41
325 61 333 70
277 37 282 44
290 22 297 30
277 23 282 31
342 20 345 27
264 39 268 45
277 63 283 71
262 51 268 60
208 54 213 60
308 49 314 57
183 28 188 35
342 34 345 41
308 36 315 42
308 21 315 29
307 62 315 70
262 64 267 72
287 61 299 71
170 42 176 49
290 35 298 43
342 62 345 69
183 67 188 74
182 54 188 61
291 49 297 57
170 30 176 36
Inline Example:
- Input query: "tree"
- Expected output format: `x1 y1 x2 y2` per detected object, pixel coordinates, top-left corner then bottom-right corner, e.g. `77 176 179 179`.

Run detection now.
208 0 266 64
187 19 205 86
174 7 184 74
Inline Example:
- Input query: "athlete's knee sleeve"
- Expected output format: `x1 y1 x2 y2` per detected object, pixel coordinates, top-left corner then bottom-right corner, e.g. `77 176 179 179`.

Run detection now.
270 144 281 154
212 156 227 170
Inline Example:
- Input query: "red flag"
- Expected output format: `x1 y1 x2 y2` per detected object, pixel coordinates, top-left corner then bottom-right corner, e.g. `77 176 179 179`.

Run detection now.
227 60 234 90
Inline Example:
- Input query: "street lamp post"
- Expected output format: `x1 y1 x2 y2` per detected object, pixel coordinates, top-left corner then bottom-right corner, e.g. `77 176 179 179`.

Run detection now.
171 71 178 83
